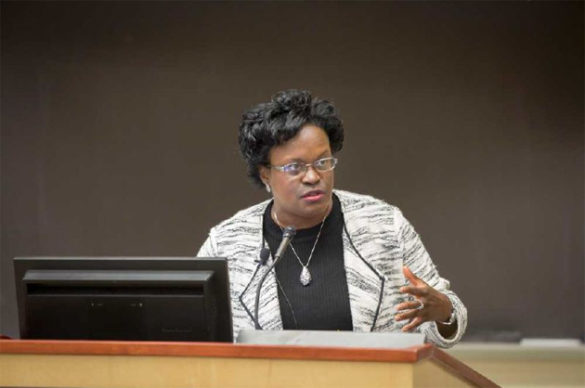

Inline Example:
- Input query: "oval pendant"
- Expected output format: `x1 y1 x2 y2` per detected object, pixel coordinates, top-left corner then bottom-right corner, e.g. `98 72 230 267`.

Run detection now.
300 266 312 286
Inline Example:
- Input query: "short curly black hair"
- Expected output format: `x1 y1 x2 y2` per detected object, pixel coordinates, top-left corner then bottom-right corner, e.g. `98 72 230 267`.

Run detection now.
238 89 344 188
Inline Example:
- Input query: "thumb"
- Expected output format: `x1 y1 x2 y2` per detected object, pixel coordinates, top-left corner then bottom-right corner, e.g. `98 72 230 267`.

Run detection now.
403 266 421 285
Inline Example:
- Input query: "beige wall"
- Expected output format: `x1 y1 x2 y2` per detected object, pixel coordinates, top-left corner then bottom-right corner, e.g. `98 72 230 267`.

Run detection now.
1 2 583 340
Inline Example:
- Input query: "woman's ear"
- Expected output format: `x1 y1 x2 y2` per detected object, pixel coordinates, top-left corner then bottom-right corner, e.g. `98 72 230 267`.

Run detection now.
259 166 272 193
259 165 270 187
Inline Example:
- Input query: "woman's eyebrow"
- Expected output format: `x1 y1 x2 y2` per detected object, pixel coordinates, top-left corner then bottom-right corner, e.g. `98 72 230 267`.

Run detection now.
283 151 331 164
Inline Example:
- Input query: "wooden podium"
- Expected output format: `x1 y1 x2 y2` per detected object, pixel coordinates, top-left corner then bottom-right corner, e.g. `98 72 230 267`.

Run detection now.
0 339 498 388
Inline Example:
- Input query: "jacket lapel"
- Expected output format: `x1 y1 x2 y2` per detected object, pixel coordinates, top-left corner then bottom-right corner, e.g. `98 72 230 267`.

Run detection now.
337 190 397 332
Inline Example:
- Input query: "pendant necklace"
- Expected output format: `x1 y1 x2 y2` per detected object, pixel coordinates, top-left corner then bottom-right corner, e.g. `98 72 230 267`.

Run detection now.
273 206 329 286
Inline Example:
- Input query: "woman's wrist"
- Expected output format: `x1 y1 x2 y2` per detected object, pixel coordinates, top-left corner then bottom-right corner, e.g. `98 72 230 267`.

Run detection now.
436 294 454 323
438 308 456 325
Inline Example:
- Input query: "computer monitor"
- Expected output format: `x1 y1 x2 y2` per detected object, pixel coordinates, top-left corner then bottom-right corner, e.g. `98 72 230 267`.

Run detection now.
13 257 232 342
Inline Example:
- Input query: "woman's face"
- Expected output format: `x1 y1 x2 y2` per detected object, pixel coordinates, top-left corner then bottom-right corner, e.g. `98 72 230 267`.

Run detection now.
260 124 334 229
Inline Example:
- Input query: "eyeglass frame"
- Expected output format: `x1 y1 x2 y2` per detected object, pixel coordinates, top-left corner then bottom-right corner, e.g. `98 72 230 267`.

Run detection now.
269 156 338 176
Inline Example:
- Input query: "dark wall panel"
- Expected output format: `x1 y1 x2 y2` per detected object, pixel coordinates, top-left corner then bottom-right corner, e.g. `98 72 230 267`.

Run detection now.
1 1 583 340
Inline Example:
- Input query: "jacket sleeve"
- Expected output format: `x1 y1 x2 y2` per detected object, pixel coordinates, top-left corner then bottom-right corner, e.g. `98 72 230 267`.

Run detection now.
397 209 468 348
196 229 218 257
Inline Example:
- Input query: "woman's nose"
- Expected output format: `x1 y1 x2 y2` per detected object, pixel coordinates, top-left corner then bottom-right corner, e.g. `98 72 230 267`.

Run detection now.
301 165 321 184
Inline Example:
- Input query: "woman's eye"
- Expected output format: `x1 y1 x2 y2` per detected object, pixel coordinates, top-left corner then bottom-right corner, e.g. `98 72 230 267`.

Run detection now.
284 163 301 173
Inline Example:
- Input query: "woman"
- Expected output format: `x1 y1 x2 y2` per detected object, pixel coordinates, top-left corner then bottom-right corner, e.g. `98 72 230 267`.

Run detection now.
197 90 467 348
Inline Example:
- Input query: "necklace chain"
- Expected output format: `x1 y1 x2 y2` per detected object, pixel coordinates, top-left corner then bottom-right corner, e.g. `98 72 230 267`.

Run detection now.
272 205 330 286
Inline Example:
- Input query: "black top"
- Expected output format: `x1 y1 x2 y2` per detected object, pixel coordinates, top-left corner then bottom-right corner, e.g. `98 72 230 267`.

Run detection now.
263 195 353 330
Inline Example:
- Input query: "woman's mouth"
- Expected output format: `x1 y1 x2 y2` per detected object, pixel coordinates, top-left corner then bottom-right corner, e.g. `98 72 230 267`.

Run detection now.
301 190 325 202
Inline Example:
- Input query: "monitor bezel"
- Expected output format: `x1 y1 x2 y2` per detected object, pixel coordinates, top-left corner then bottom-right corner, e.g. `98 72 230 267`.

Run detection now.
13 256 233 342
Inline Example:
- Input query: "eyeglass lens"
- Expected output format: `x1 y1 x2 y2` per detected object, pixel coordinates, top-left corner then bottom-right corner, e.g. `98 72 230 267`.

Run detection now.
285 158 337 175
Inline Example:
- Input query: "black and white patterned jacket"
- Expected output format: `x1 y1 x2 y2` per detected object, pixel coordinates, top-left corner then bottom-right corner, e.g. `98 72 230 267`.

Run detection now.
197 189 467 348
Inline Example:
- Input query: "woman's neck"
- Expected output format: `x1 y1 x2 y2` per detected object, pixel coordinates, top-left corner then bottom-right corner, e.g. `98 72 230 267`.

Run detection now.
272 202 332 230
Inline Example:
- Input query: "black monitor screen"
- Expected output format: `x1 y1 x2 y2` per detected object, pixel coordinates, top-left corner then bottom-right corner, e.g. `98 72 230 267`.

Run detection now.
13 257 232 342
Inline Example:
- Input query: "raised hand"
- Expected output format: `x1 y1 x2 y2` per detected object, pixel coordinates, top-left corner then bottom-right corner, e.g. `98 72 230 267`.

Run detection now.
395 266 454 333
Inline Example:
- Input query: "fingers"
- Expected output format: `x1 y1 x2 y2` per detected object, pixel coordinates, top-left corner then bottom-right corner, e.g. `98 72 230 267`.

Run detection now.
400 285 428 297
398 267 435 332
402 266 420 285
402 316 424 332
395 300 423 312
395 308 419 322
395 299 424 330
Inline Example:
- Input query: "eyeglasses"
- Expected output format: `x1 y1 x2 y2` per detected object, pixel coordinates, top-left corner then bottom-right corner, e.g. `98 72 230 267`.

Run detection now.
270 157 338 176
